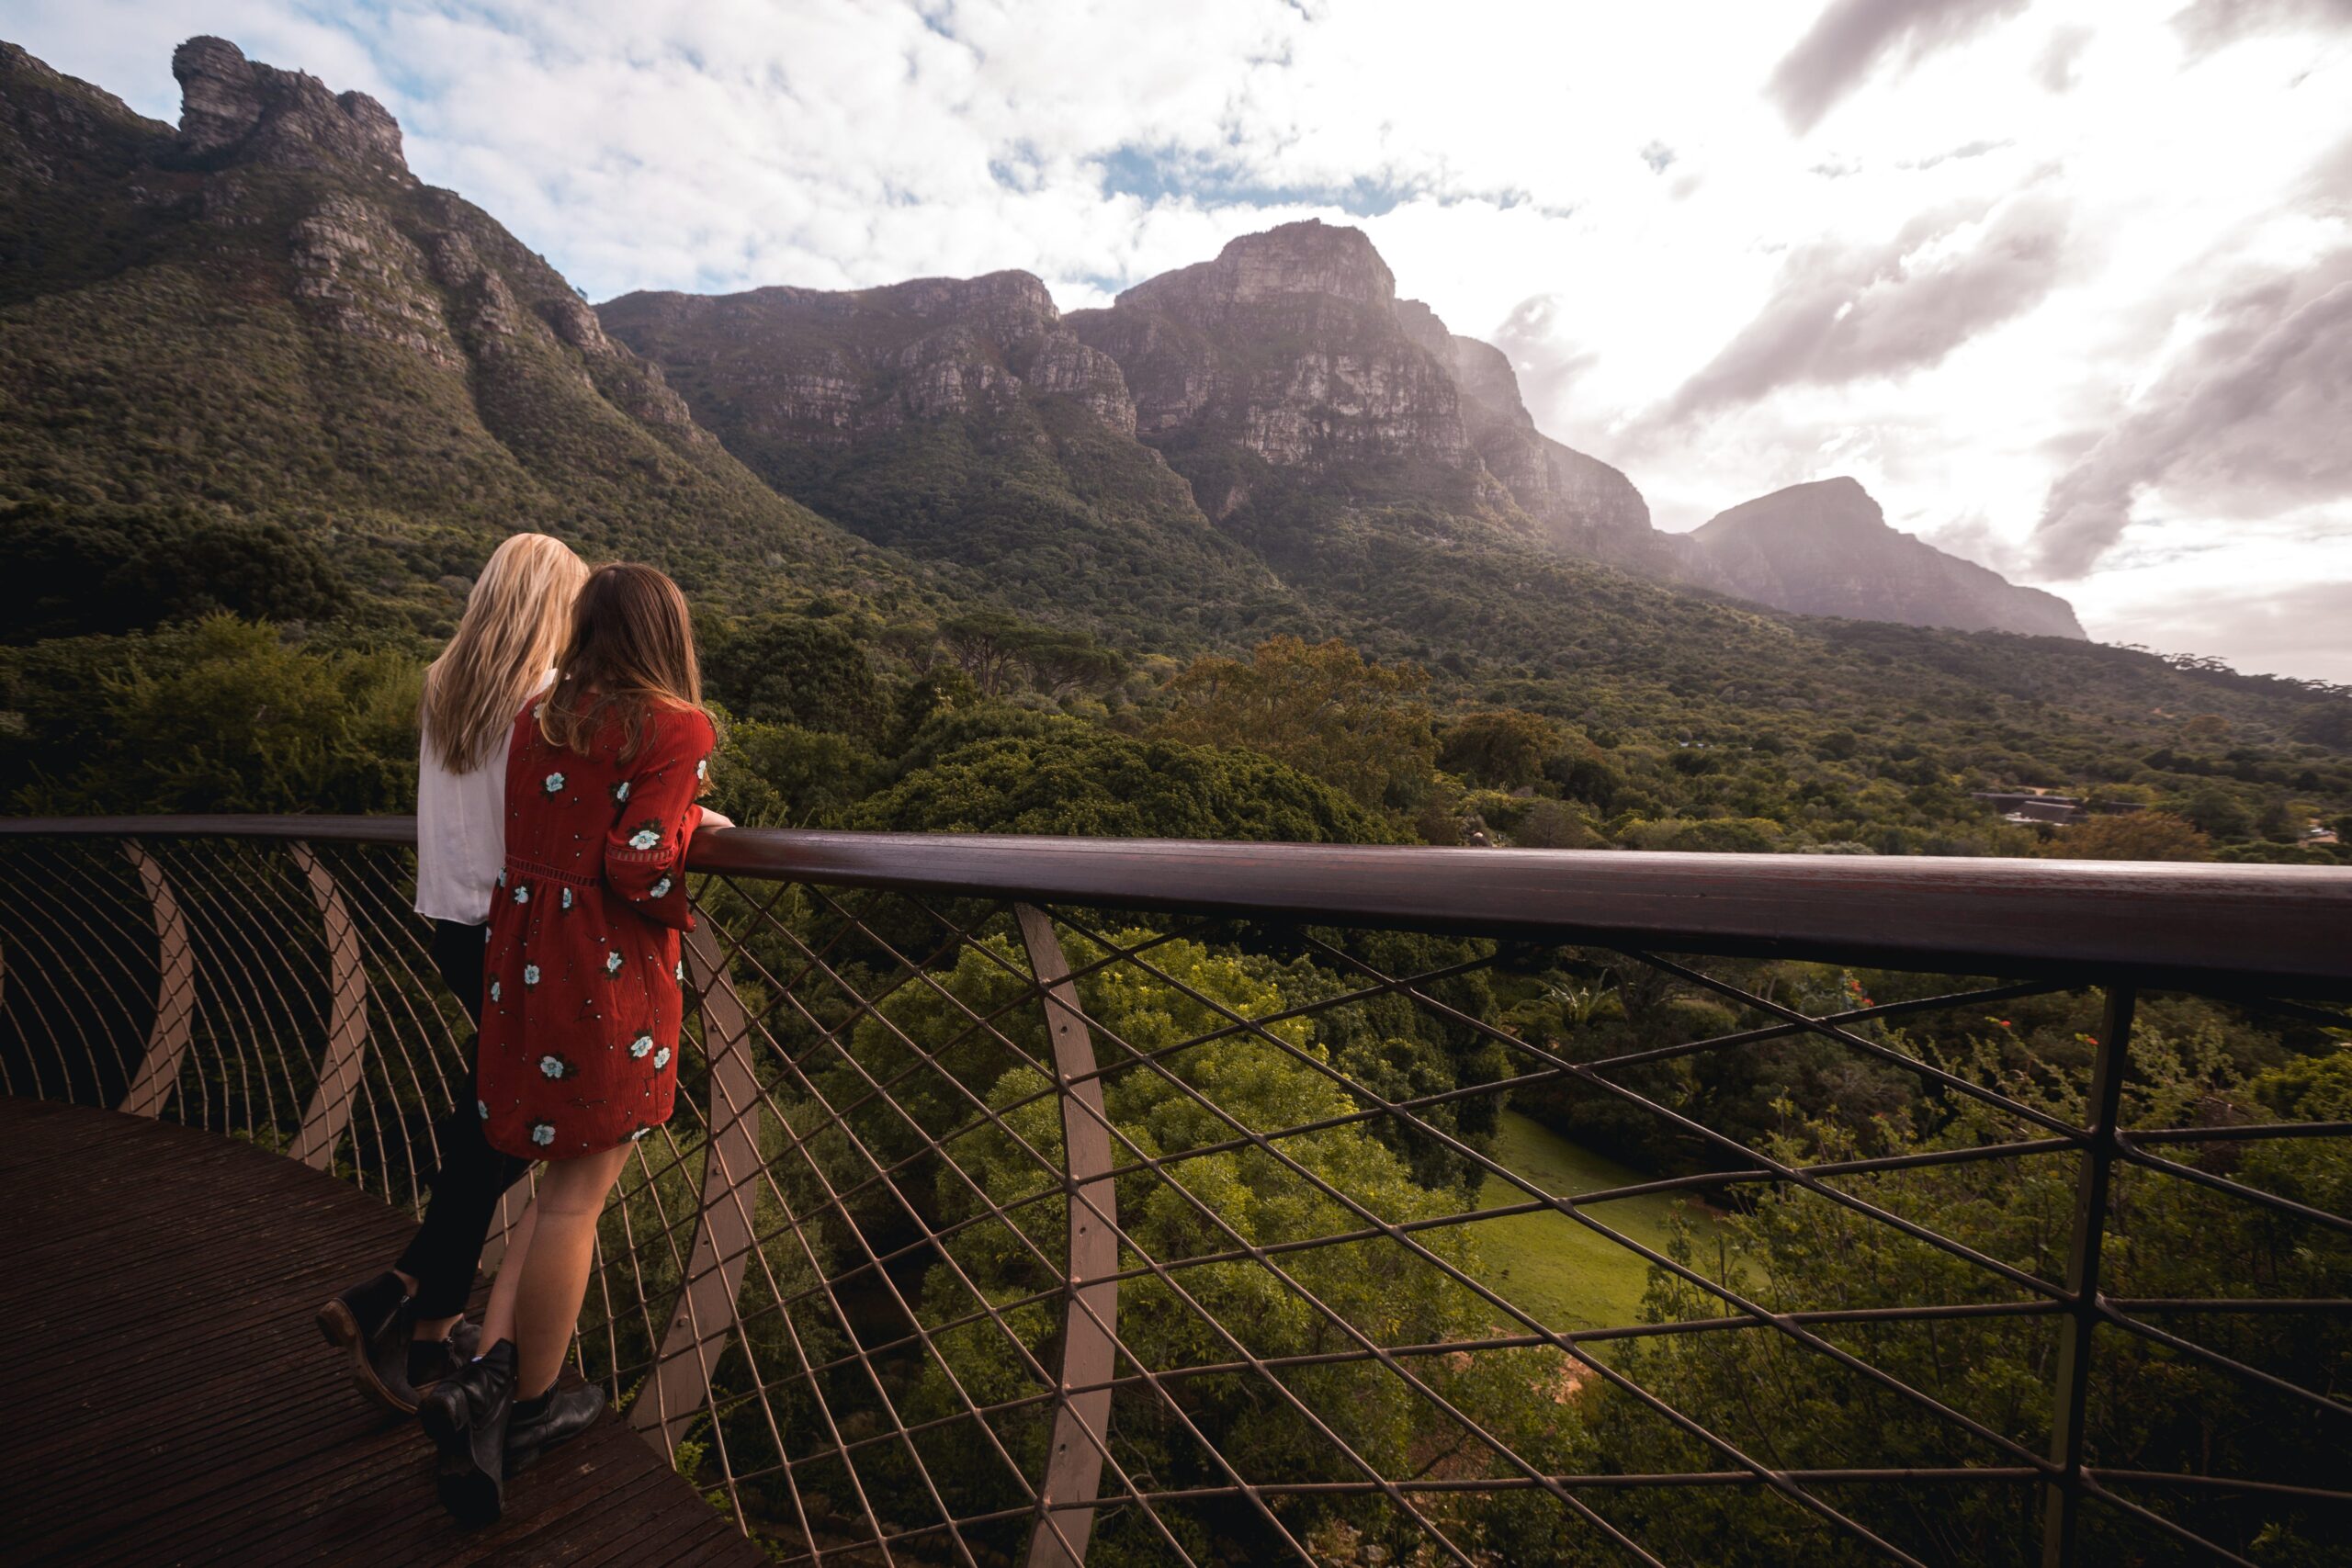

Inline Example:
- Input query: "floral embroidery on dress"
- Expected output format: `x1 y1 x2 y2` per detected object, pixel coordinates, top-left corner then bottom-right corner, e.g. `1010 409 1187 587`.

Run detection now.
496 868 507 887
543 772 565 795
629 1123 655 1142
674 959 685 984
652 1045 672 1071
650 875 673 900
477 1099 490 1120
605 949 624 976
512 883 529 904
537 1053 573 1079
524 963 541 987
628 1033 653 1059
489 979 502 1004
695 757 708 781
529 1122 556 1147
560 886 573 910
627 820 662 852
611 780 630 804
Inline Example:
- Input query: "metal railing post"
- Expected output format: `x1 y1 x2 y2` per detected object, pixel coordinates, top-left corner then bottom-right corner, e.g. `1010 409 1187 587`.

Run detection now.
289 842 370 1169
629 913 764 1454
118 842 195 1118
1015 903 1118 1568
2041 985 2134 1567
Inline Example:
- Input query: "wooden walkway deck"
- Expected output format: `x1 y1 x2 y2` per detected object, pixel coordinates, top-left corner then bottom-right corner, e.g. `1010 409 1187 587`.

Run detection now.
0 1097 763 1567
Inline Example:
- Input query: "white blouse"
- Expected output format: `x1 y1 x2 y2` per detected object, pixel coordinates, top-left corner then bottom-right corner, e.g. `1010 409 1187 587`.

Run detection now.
414 674 551 925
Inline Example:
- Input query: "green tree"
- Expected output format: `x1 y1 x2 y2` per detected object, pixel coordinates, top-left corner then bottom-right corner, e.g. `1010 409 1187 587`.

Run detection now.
1438 709 1557 789
854 718 1401 844
1156 637 1437 812
2043 810 2211 861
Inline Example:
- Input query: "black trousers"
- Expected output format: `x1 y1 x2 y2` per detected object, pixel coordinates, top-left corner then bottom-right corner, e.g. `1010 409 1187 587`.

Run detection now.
396 919 534 1316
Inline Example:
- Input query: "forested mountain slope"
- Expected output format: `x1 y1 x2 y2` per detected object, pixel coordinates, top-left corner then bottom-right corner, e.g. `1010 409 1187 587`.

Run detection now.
0 37 921 628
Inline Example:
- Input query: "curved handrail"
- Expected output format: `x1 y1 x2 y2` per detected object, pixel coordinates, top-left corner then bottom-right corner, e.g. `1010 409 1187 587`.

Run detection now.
8 816 2350 997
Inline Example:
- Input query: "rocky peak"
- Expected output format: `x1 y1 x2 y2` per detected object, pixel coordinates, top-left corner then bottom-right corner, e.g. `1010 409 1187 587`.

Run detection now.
171 36 408 181
874 270 1058 338
1684 478 2086 638
1117 219 1397 326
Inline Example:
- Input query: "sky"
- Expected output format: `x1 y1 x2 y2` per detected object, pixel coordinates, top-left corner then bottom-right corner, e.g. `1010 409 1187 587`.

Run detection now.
12 0 2352 682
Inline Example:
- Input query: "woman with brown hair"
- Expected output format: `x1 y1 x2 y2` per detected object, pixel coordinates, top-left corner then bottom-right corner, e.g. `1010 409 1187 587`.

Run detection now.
419 562 731 1526
317 532 588 1414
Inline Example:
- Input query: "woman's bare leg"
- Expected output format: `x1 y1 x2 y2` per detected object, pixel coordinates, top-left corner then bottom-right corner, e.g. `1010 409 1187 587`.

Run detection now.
505 1144 630 1399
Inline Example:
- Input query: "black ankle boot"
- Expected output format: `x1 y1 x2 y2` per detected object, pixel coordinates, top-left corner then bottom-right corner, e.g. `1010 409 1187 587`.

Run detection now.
504 1383 606 1475
419 1339 515 1527
317 1272 460 1416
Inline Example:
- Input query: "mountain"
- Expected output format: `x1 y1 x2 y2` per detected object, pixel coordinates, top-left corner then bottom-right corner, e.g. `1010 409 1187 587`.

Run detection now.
1680 479 2087 639
1064 220 1528 543
0 37 901 613
1392 298 1670 575
597 272 1299 644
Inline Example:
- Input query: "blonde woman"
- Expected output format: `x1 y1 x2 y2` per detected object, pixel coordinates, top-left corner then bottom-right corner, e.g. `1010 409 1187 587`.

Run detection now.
316 532 589 1416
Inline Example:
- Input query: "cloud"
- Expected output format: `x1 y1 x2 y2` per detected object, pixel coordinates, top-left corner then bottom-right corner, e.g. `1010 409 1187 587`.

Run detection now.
1768 0 2030 134
1658 187 2069 420
2091 579 2352 685
2172 0 2352 58
2032 25 2093 91
2031 251 2352 577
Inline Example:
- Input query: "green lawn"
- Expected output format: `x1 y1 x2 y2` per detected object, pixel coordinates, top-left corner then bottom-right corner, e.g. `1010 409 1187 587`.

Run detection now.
1466 1110 1719 1332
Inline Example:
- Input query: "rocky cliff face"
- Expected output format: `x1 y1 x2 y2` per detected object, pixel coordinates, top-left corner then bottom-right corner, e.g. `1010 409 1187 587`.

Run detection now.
599 270 1137 445
1067 221 1503 513
1396 299 1672 574
0 37 861 592
597 267 1290 641
1067 220 1690 590
169 35 408 178
1682 479 2086 638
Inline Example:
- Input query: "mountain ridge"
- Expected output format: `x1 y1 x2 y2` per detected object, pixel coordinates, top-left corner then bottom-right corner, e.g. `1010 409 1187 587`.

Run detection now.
0 34 912 617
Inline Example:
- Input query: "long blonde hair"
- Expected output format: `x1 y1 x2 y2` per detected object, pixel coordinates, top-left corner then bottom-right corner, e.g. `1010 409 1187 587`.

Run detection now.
421 533 590 773
539 563 707 765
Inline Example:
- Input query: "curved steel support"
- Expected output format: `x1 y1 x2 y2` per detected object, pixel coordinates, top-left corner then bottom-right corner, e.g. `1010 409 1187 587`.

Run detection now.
1015 903 1118 1568
118 844 195 1119
629 913 763 1454
289 842 370 1170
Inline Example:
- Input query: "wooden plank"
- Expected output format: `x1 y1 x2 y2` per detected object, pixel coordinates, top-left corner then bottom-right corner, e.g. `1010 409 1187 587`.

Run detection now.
0 1097 763 1568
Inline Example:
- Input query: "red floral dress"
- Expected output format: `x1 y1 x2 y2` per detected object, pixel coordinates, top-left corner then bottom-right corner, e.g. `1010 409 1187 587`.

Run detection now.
476 703 715 1160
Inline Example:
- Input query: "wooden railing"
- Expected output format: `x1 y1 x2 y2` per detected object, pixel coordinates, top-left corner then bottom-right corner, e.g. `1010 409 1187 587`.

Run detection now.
1 816 2346 1568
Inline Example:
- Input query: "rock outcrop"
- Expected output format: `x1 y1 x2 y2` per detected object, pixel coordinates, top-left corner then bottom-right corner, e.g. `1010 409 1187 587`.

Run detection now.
600 270 1138 444
0 37 865 587
596 265 1288 640
171 36 409 179
1400 299 1670 573
1068 220 1490 493
1680 479 2086 638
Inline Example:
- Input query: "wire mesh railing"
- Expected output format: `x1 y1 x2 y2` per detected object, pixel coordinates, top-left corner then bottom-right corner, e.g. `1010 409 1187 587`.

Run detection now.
0 818 2346 1567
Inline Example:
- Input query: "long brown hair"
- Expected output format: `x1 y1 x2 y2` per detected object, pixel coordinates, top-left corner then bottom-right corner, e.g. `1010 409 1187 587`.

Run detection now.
537 563 707 762
421 533 589 773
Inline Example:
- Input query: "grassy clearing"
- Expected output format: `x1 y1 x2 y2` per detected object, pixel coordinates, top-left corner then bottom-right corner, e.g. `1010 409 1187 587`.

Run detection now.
1467 1109 1720 1332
